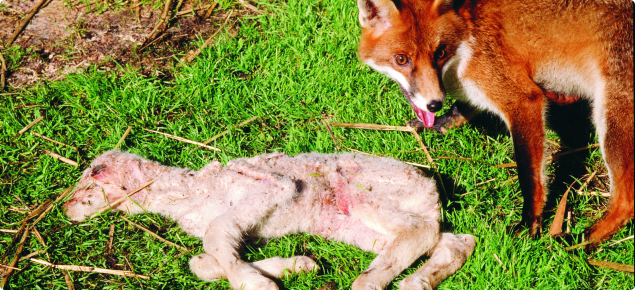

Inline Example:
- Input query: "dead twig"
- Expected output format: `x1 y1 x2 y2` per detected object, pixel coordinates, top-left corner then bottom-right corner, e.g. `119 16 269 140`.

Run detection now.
190 116 258 153
587 259 634 273
33 132 78 151
182 10 233 63
120 216 188 251
114 126 132 150
90 179 157 219
10 116 44 142
42 150 79 167
5 0 52 48
143 128 221 151
29 258 150 279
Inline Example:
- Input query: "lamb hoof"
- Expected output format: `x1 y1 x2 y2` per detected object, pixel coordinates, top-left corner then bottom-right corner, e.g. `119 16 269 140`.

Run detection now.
189 253 224 281
292 256 320 273
399 275 433 290
351 274 381 290
237 279 279 290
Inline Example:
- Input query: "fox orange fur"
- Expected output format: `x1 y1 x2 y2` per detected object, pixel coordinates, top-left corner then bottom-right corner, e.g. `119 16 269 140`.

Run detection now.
356 0 633 246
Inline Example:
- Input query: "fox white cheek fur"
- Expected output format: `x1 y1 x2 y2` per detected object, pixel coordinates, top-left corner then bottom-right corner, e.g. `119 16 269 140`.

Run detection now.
65 150 475 290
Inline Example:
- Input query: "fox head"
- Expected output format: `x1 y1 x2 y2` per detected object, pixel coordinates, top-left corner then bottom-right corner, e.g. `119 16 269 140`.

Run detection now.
64 151 152 221
357 0 467 127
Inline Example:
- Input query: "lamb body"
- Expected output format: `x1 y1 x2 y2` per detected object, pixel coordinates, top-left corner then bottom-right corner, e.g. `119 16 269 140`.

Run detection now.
65 151 475 290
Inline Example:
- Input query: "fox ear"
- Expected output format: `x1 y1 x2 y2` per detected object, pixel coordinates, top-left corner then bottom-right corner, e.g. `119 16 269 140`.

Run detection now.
432 0 465 14
357 0 399 33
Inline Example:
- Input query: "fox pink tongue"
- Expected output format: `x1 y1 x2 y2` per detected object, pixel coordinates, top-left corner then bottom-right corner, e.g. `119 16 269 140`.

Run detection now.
413 106 435 128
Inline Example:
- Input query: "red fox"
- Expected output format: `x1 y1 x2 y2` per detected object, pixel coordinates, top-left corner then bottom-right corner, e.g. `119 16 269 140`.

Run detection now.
357 0 633 246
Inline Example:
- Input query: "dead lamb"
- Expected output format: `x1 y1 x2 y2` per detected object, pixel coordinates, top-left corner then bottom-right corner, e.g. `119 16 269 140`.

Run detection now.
65 151 475 290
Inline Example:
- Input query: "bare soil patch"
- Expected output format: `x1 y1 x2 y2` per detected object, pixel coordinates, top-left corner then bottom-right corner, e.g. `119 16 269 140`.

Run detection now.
0 0 243 86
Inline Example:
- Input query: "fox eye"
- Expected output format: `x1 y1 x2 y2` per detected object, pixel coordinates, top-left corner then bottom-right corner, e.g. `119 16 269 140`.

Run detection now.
434 45 447 61
394 54 409 66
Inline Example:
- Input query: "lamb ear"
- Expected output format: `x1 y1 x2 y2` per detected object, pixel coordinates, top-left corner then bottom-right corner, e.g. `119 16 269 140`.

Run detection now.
90 164 108 180
357 0 399 33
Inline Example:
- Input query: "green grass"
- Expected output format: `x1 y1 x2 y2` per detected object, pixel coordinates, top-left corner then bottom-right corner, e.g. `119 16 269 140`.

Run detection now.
1 0 633 289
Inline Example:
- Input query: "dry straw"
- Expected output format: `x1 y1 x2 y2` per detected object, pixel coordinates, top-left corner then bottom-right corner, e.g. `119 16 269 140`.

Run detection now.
143 128 221 151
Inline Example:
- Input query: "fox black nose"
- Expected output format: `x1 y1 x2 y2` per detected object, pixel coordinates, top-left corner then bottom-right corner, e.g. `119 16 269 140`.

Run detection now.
427 101 443 112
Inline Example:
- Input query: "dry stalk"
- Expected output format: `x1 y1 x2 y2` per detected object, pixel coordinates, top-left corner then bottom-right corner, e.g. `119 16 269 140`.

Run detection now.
14 104 45 109
106 224 115 255
204 2 218 18
146 248 190 276
29 258 150 279
0 264 21 271
0 225 30 288
42 150 78 167
329 122 412 132
120 216 188 251
237 0 263 13
322 119 341 151
190 116 259 153
492 253 507 272
410 128 446 195
548 180 577 236
5 0 52 48
114 126 133 150
0 51 6 91
32 186 74 227
576 171 597 195
122 255 144 289
90 179 157 219
587 259 634 273
182 10 233 63
62 269 75 290
18 249 45 262
175 2 215 16
402 161 431 169
494 143 600 168
607 235 634 247
141 0 174 50
32 132 78 151
143 128 221 151
10 116 44 142
564 240 592 251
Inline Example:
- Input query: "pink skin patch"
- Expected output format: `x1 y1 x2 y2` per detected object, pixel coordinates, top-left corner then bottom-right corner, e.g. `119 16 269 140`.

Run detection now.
398 84 436 128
